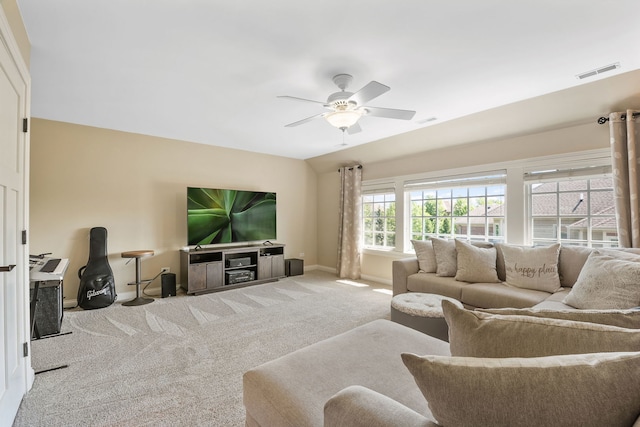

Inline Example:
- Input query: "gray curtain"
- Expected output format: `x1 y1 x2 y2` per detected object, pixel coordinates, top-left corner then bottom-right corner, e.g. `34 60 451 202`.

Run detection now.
337 165 362 279
609 110 640 248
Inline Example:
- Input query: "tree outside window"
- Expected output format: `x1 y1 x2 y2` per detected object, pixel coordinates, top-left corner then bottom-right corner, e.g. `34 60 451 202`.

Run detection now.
363 192 395 248
410 184 505 242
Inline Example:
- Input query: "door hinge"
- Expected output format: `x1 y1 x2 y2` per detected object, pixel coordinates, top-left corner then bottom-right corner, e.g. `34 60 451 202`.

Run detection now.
23 118 28 133
23 342 29 357
22 230 27 245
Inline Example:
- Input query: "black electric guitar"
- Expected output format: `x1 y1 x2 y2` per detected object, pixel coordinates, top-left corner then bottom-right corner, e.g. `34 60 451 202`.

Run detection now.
77 227 116 309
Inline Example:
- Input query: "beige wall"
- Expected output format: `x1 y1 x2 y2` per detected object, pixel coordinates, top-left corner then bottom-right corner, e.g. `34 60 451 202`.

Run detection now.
316 121 610 283
30 119 317 302
362 121 609 181
29 106 613 292
1 0 30 68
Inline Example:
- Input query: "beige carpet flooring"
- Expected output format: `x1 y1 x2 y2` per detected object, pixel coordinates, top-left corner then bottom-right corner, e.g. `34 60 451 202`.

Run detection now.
14 270 391 426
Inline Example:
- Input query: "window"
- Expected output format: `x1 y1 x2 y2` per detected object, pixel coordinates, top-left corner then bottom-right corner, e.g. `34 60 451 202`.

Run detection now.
362 191 396 249
406 172 506 243
359 149 614 253
526 167 617 247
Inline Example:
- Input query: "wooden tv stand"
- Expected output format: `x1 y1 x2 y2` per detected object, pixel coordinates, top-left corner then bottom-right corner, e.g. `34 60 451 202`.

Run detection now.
180 244 285 295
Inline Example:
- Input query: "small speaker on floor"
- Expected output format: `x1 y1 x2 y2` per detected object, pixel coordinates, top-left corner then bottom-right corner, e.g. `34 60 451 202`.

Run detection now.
161 273 176 298
285 258 304 276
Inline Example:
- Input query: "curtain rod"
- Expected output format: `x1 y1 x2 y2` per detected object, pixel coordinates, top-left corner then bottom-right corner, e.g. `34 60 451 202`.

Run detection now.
597 112 640 124
337 165 362 172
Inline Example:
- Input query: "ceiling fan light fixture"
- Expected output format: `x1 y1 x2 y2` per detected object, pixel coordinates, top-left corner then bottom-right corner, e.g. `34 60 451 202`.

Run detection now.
325 110 363 130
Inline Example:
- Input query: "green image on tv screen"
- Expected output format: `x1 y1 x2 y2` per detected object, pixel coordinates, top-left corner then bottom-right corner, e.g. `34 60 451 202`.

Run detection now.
187 187 277 245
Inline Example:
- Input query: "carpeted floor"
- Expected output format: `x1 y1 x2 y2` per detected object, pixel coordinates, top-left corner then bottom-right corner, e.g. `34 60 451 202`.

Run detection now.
14 270 391 426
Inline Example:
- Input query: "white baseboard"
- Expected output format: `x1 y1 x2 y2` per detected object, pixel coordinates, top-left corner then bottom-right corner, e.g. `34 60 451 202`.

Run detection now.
63 267 389 309
360 274 392 286
315 265 336 274
313 265 391 286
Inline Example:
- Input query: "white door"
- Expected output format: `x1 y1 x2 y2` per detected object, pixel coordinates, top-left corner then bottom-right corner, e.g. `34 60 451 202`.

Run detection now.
0 9 32 427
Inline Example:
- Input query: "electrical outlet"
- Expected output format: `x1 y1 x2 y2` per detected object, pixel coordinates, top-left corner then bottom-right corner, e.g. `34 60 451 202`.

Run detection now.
299 252 305 258
161 267 170 274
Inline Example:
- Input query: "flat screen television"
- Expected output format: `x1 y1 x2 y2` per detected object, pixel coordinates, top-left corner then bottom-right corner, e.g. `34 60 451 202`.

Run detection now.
187 187 277 246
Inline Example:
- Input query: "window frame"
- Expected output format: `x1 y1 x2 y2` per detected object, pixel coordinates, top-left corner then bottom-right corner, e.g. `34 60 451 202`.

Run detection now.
525 166 616 248
360 148 613 256
405 171 507 244
362 188 397 250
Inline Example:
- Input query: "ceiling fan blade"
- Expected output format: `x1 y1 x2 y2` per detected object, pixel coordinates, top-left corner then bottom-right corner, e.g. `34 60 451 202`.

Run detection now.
284 113 325 127
277 95 326 105
348 81 390 106
347 122 362 135
364 106 416 120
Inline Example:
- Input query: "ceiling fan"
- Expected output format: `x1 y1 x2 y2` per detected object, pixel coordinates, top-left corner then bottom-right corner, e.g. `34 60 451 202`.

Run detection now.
278 74 416 134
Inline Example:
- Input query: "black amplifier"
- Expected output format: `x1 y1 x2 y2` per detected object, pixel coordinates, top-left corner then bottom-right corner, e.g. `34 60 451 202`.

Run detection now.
227 257 252 268
226 269 255 284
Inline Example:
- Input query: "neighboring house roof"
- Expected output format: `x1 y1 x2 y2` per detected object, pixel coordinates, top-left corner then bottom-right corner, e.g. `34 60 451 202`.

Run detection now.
459 177 616 230
568 205 617 229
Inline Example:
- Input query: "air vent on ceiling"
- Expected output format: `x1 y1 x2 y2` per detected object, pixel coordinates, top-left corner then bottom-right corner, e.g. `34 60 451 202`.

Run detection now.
576 62 620 80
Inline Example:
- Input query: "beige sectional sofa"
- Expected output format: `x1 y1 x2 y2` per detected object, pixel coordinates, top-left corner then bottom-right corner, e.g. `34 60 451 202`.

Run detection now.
243 240 640 426
243 319 450 427
244 304 640 426
393 240 640 310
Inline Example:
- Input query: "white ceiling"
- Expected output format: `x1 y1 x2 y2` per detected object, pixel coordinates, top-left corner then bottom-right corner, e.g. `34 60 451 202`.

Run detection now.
16 0 640 160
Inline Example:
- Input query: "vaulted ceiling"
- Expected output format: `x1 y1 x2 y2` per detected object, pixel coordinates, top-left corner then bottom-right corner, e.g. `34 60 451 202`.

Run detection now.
17 0 640 160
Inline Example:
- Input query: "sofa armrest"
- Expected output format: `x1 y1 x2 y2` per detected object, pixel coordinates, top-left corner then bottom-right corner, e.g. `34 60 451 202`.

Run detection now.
392 258 420 296
324 385 438 427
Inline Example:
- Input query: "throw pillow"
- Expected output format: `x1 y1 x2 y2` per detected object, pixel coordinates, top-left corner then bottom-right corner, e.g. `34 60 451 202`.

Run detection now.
454 239 499 283
401 351 640 427
563 250 640 309
479 307 640 329
500 243 561 292
430 238 457 277
410 239 437 273
443 300 640 357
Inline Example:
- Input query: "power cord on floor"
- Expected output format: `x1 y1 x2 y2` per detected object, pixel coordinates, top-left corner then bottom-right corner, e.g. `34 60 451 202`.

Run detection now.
141 270 183 298
142 269 165 298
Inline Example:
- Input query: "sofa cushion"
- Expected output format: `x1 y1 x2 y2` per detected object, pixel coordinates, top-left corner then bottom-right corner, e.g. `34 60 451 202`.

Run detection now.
411 240 437 273
407 273 470 300
500 243 561 292
454 239 499 283
443 300 640 357
401 351 640 427
531 300 575 310
547 246 640 288
460 282 550 309
430 238 457 277
530 287 573 310
558 245 593 287
479 306 640 329
243 319 450 427
563 250 640 309
324 385 439 427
